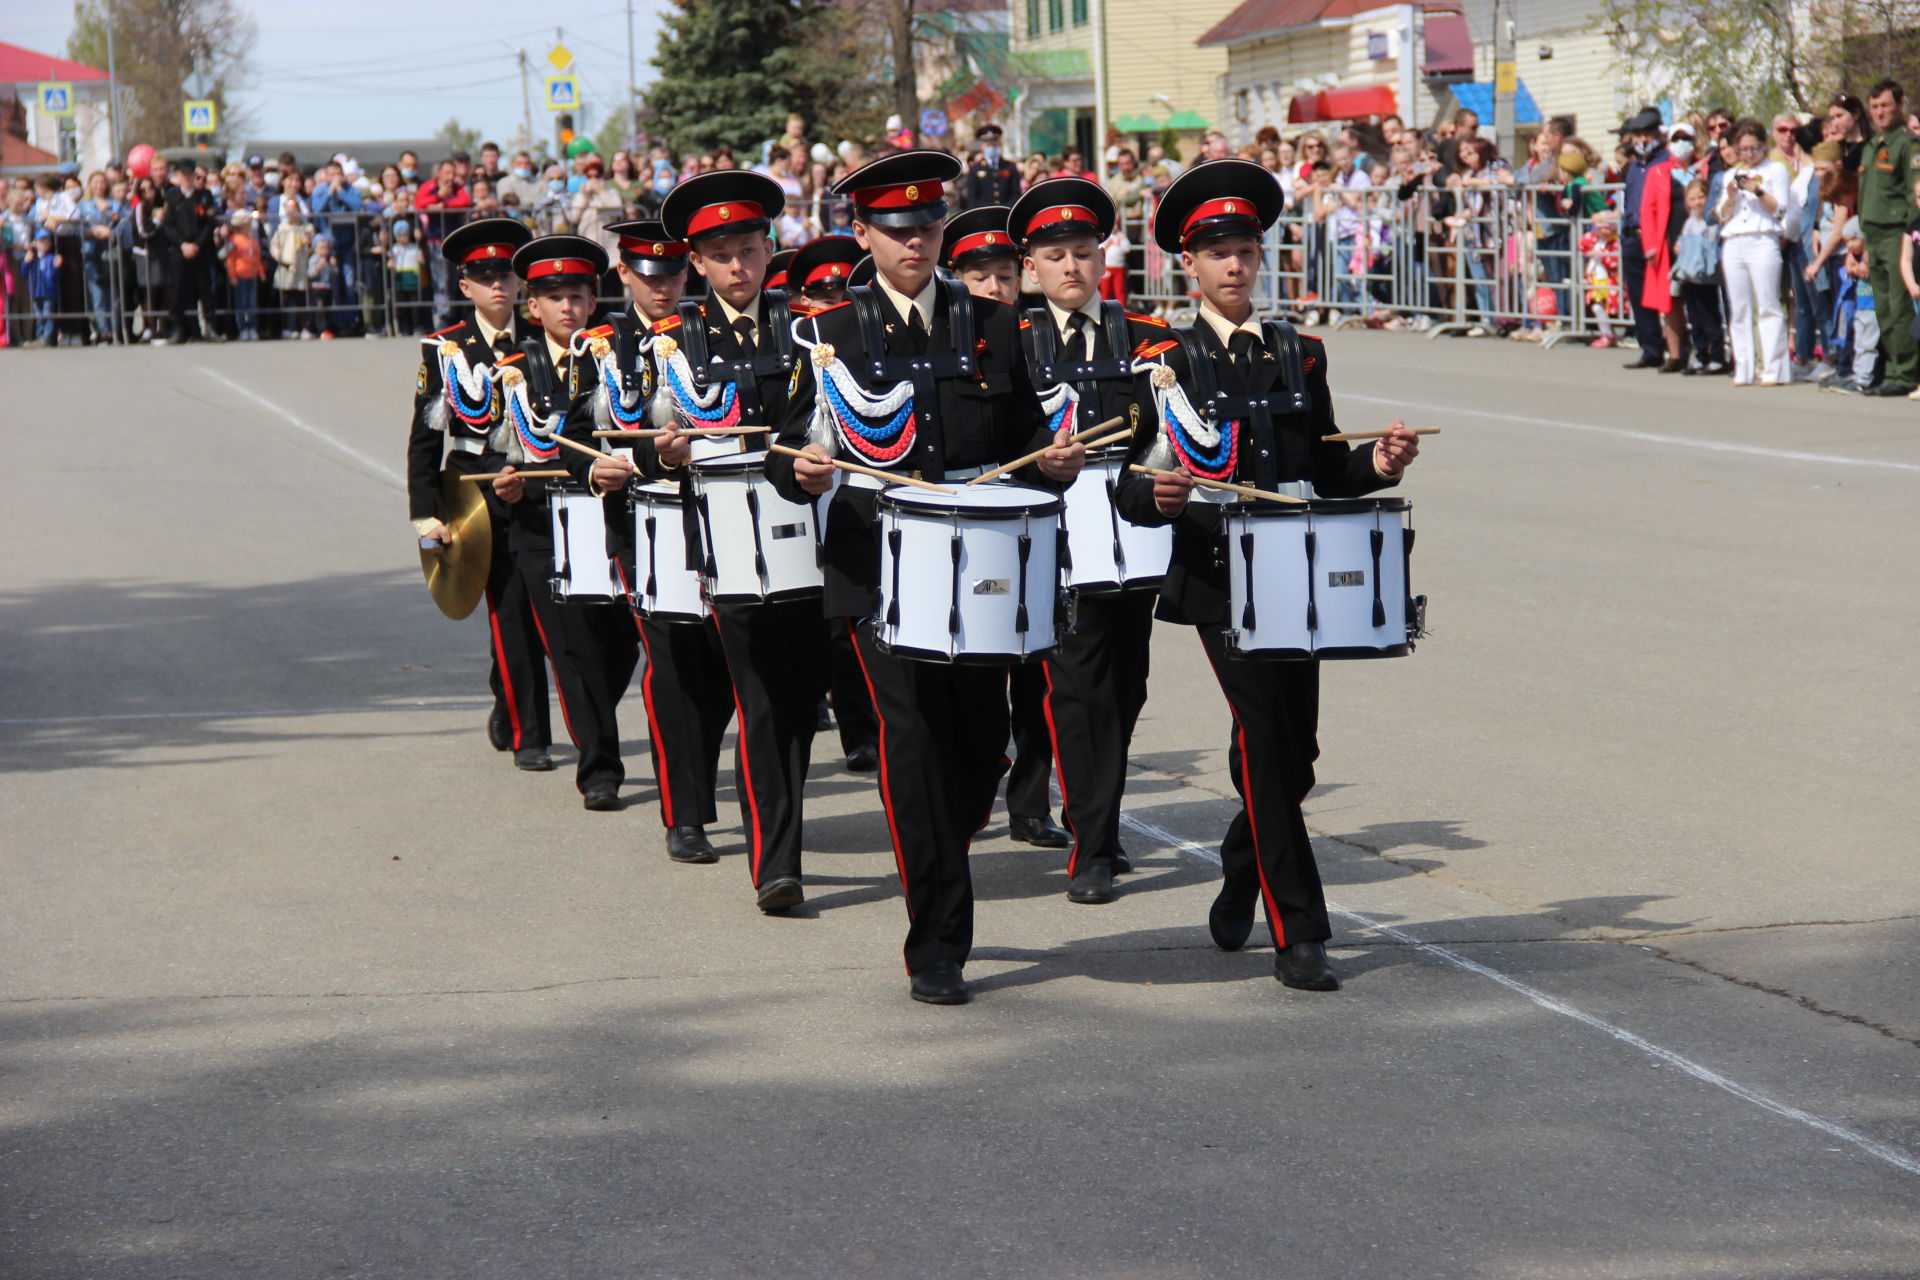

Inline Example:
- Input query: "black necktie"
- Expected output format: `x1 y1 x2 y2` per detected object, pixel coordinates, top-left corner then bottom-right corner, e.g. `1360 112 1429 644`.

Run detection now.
1228 328 1258 374
491 332 513 360
1065 312 1089 363
732 315 756 353
900 304 929 356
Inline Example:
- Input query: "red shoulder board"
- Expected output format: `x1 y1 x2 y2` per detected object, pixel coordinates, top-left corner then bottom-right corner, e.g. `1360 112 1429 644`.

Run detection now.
975 338 989 354
427 322 464 339
1018 317 1032 329
1304 355 1317 372
1134 338 1178 360
496 351 525 367
1127 311 1168 327
789 297 821 316
807 300 854 315
584 324 615 339
652 315 683 334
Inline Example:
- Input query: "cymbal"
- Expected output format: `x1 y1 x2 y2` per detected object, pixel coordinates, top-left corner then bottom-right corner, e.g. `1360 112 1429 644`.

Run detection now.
420 468 492 620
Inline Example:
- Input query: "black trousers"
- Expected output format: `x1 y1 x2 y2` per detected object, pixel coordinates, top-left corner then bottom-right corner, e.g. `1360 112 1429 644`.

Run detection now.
852 619 1012 974
633 614 734 829
168 251 210 338
1004 662 1056 819
826 619 879 754
483 516 550 752
522 563 639 791
1197 623 1331 950
1680 281 1726 367
1620 237 1664 357
711 598 830 888
1041 590 1156 875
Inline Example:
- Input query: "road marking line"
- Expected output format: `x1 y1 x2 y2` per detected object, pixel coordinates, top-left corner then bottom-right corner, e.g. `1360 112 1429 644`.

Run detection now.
1342 392 1920 474
200 367 406 489
0 702 493 726
1116 810 1920 1180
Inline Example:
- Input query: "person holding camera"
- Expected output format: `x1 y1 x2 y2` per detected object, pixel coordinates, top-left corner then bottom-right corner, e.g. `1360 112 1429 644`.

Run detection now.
1715 118 1792 386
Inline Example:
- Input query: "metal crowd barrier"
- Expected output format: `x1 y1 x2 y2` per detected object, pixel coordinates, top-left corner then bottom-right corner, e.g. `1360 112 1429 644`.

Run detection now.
1118 181 1628 347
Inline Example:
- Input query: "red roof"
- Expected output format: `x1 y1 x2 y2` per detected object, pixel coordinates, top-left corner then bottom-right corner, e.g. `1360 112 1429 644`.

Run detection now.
0 42 111 85
1288 84 1397 123
1198 0 1384 46
1 132 59 168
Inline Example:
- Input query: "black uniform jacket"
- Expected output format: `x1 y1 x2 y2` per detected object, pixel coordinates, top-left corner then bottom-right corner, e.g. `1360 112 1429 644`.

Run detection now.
503 326 593 568
1017 302 1169 446
957 157 1021 210
406 311 537 521
560 306 658 554
767 283 1055 620
1111 323 1398 628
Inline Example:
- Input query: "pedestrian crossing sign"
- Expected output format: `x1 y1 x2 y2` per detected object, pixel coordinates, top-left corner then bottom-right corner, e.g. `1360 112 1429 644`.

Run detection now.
184 100 217 134
38 83 73 117
544 76 578 111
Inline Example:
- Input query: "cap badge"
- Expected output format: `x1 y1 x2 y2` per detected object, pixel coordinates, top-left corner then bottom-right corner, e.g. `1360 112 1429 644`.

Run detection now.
1225 201 1237 213
984 232 996 243
718 205 730 219
905 184 919 201
653 242 664 254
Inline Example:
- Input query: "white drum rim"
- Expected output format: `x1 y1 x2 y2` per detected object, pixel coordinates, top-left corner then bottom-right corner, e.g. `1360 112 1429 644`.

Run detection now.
879 482 1064 518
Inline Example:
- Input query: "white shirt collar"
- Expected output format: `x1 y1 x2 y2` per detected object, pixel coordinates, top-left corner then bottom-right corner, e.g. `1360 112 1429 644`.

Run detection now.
1197 302 1261 344
1045 296 1104 337
878 273 939 329
712 291 757 338
475 312 514 350
544 330 571 366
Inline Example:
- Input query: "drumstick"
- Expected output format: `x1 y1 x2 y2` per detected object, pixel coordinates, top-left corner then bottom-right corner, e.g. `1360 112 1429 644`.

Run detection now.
460 470 571 482
965 416 1128 486
767 442 957 494
1320 427 1442 442
592 426 771 438
1126 464 1306 505
552 433 622 462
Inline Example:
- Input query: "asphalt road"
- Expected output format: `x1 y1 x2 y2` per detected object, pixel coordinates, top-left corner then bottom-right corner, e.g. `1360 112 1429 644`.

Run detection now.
2 330 1916 1279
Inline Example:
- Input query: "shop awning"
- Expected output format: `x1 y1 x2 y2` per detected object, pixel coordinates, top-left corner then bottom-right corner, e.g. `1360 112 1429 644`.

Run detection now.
1112 113 1162 132
1162 110 1210 130
1287 84 1396 124
1421 11 1474 76
1448 80 1542 124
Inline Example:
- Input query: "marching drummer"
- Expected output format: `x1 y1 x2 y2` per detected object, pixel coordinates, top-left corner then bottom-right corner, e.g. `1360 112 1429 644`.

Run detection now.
940 205 1069 854
645 170 828 915
488 234 640 812
1006 177 1173 904
767 150 1085 1006
1111 159 1420 991
565 221 738 864
405 217 551 771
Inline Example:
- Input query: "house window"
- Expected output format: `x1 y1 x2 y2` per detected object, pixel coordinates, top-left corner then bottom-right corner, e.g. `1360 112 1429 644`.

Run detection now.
1028 0 1041 37
1071 0 1089 23
1048 0 1064 31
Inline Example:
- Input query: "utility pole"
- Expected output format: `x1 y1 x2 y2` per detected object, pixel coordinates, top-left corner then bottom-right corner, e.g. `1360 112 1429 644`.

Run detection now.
888 0 917 146
626 0 637 143
1092 0 1109 181
1491 0 1515 160
104 0 122 160
517 47 534 157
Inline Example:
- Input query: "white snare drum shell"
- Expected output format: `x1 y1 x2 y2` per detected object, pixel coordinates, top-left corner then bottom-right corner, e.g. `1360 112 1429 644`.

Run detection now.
875 483 1063 663
1062 451 1172 593
630 482 706 623
688 452 823 604
549 490 621 602
1224 498 1415 660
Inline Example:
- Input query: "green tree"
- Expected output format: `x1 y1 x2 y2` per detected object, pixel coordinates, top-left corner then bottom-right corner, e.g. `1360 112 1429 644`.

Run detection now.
436 116 482 158
67 0 256 150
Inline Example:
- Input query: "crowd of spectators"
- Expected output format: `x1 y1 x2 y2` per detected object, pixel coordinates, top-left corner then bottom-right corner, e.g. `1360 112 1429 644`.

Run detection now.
3 91 1915 398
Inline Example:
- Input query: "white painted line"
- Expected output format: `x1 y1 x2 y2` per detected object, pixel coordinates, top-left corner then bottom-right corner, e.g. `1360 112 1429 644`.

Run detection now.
199 366 407 489
0 702 493 726
1342 391 1920 474
1116 810 1920 1180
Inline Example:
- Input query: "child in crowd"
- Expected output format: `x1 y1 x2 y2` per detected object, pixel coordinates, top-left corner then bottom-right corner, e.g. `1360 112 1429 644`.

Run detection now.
1099 220 1130 306
308 235 339 339
776 197 814 248
25 228 61 346
222 211 264 341
270 200 312 338
1671 179 1726 375
1830 219 1878 394
1581 215 1626 347
389 219 424 334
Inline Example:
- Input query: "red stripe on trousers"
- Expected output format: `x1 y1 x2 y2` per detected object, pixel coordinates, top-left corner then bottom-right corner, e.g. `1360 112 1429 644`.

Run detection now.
633 622 677 828
526 603 583 792
714 615 765 884
1202 639 1287 950
485 583 525 750
848 619 916 946
1039 659 1082 875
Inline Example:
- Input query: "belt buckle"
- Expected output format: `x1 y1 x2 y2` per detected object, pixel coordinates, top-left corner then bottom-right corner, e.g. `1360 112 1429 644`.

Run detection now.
908 470 923 481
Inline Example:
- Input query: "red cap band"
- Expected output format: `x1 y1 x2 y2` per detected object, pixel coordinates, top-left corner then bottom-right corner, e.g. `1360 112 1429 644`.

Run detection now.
526 258 598 280
461 243 514 264
765 271 789 289
852 181 942 210
686 201 765 237
617 236 687 257
948 230 1013 260
1182 196 1258 239
804 261 852 285
1029 205 1097 233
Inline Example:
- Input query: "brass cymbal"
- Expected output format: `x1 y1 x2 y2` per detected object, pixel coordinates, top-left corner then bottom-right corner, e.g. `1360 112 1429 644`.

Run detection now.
420 468 492 620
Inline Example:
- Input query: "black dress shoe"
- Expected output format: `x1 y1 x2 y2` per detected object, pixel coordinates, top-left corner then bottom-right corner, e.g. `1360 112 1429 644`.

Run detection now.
1110 848 1133 875
513 747 553 772
1274 941 1340 991
756 876 804 914
1066 860 1114 904
1622 356 1661 369
845 742 879 773
1009 814 1070 848
487 707 512 751
1870 381 1917 396
815 697 836 731
582 779 621 811
1208 881 1257 951
666 825 718 864
909 960 971 1005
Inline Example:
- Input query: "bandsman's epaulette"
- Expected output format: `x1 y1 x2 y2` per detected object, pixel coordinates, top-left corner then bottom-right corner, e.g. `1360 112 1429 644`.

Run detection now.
1133 338 1178 360
427 322 464 339
1018 317 1032 329
584 323 615 339
807 300 854 315
652 315 683 334
496 351 526 366
1127 311 1168 327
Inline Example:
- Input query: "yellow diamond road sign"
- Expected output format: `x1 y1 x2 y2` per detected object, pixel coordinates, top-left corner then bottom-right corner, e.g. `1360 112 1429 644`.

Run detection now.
546 44 574 72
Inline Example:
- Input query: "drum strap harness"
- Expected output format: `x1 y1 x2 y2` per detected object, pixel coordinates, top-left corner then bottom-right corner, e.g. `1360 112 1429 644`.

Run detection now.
1018 301 1134 437
574 317 656 432
1157 319 1309 495
491 340 565 466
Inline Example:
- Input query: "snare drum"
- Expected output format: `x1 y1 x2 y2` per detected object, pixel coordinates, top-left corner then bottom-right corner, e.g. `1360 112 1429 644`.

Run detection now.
1222 497 1419 660
548 488 621 602
874 483 1064 663
1062 448 1172 594
628 482 706 623
687 452 823 605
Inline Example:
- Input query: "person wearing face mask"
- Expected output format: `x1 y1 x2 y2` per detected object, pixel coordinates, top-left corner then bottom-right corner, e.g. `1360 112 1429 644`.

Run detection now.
1616 108 1689 371
497 151 544 212
958 123 1020 212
